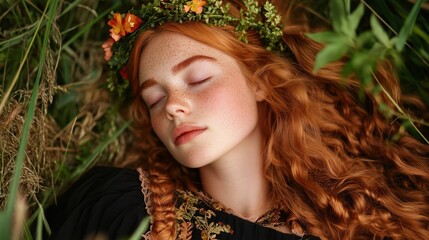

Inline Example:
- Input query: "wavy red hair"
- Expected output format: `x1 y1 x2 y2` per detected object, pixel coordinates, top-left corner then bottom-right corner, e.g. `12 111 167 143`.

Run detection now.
124 1 429 239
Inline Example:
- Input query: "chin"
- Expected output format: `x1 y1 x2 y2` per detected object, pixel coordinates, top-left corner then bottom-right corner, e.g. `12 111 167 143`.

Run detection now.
174 152 215 169
177 158 209 169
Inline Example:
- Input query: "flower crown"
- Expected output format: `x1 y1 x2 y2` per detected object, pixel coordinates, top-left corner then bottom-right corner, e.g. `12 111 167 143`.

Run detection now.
102 0 284 96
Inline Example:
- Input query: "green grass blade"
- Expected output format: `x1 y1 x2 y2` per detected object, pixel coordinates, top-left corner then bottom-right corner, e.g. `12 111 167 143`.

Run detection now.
128 217 150 240
0 11 46 115
395 0 424 51
35 202 50 240
60 0 84 16
0 23 38 52
0 0 60 239
0 55 41 239
23 223 34 240
69 121 131 180
63 2 121 48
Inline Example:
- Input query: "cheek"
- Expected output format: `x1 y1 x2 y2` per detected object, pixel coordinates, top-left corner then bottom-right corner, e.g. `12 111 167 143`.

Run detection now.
196 83 229 114
197 80 255 125
150 114 167 141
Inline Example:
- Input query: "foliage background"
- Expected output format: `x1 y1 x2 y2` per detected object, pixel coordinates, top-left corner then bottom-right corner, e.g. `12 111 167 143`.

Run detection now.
0 0 427 239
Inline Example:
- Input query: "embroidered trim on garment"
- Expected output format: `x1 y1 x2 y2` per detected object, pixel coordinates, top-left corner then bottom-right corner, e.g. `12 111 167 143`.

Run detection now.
138 168 154 215
137 168 153 240
195 190 290 232
137 169 233 239
176 190 234 239
137 169 303 239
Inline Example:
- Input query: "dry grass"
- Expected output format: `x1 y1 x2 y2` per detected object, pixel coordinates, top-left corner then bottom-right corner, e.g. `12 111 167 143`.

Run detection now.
0 91 62 209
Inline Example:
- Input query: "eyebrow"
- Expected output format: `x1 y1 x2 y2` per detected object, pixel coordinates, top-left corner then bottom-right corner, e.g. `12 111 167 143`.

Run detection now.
139 77 157 92
140 55 217 91
171 55 216 74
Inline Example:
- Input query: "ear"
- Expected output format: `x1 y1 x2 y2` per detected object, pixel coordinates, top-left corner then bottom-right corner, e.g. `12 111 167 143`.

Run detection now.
254 84 267 102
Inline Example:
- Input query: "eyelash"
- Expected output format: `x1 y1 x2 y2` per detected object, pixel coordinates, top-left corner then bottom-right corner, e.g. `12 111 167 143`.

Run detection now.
189 77 211 86
146 77 212 109
148 96 165 109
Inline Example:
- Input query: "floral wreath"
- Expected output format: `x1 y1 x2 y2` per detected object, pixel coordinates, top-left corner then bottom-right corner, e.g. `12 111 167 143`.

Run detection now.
102 0 285 96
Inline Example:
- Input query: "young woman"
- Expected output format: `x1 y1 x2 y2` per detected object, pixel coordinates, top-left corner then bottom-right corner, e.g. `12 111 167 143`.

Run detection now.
46 0 429 239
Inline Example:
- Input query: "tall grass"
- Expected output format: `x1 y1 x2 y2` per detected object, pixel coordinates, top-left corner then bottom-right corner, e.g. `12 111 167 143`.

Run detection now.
0 0 58 238
0 0 130 239
0 0 428 239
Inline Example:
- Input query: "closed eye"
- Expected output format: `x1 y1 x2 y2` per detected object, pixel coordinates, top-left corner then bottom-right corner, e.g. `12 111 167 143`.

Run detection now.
189 77 211 86
148 96 165 109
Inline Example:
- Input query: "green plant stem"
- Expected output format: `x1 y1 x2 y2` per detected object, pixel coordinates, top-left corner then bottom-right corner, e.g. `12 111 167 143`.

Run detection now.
373 73 429 144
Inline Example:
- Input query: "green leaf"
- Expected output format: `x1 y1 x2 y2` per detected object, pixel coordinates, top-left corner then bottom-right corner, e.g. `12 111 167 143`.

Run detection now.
346 3 364 38
341 60 354 78
306 31 342 44
395 0 424 51
350 51 375 70
356 31 375 48
329 0 347 33
346 51 376 85
313 41 349 72
370 15 391 48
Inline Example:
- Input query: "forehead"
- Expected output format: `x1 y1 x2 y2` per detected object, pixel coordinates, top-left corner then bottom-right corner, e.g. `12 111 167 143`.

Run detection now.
138 32 235 79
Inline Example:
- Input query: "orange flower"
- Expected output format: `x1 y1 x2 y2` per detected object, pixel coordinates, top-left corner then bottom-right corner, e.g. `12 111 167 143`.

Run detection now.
109 29 121 42
184 0 207 14
108 13 142 42
123 13 143 33
102 38 115 61
108 13 126 39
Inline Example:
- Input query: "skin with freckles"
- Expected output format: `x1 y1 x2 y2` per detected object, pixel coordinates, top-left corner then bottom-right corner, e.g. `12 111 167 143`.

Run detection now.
139 32 265 169
138 32 275 223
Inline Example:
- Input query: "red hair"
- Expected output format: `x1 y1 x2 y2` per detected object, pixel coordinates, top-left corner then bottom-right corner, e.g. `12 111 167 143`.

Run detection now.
125 1 429 239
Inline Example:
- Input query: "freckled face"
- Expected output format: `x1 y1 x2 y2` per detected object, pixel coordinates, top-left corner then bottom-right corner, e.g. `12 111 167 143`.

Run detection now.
139 32 263 168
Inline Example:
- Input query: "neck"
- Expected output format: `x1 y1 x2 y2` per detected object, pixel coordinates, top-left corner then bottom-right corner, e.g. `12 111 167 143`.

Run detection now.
199 128 271 222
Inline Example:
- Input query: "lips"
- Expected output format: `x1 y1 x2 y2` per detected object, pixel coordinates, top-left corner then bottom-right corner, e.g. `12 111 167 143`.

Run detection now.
173 125 206 145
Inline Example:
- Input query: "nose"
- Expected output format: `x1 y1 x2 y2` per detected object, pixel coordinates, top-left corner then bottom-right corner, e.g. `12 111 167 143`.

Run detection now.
165 91 190 121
